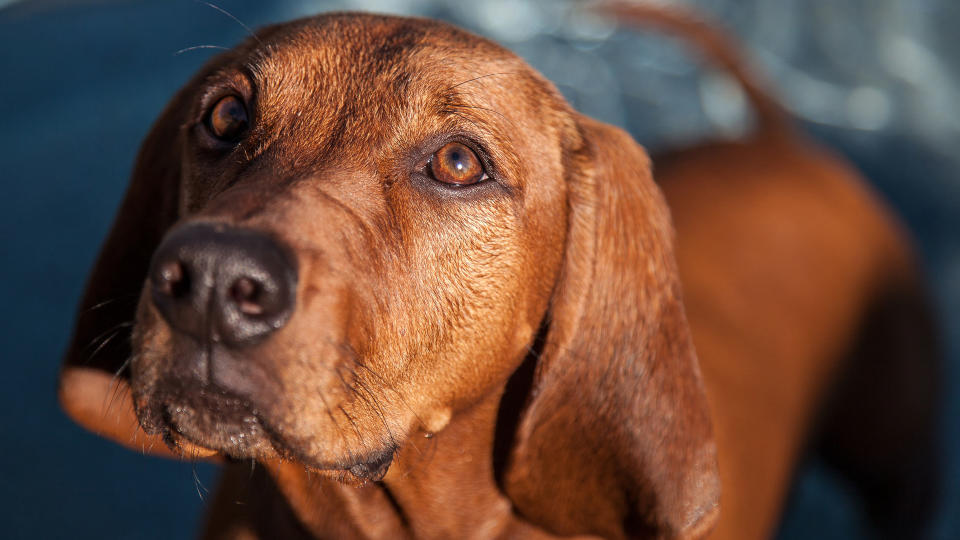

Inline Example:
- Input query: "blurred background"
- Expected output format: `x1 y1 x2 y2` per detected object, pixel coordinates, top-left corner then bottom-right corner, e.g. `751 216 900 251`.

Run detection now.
0 0 957 538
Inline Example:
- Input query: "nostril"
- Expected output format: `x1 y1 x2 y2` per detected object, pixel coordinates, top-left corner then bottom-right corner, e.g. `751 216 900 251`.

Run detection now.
229 277 264 316
156 260 189 298
149 222 296 347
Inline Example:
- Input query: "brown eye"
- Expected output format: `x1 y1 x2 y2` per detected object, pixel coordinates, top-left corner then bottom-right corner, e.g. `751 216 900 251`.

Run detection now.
206 95 248 142
429 142 486 185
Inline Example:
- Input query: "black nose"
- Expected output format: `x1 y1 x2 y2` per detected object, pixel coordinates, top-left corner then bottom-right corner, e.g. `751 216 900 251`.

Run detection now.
148 223 297 348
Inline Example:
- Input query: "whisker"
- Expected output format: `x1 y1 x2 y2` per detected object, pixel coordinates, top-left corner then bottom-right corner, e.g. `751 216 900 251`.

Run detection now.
447 102 513 126
444 71 519 92
175 44 230 56
404 424 438 477
112 356 132 380
102 356 134 416
353 360 427 427
126 414 150 454
346 372 395 447
320 338 441 466
82 294 138 315
195 1 262 44
192 462 210 501
317 389 355 464
83 321 133 355
444 110 483 132
332 362 379 453
337 404 365 451
328 337 427 430
84 322 133 365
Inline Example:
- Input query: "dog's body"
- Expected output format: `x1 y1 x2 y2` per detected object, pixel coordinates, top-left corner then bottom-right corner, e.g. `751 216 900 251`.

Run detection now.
659 133 941 538
60 6 938 539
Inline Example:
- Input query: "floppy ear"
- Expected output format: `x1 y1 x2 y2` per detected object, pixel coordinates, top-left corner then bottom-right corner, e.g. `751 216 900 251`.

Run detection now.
505 116 720 539
58 88 188 457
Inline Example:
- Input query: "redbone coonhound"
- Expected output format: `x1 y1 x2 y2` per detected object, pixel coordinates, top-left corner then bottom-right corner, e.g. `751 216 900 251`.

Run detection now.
59 5 939 539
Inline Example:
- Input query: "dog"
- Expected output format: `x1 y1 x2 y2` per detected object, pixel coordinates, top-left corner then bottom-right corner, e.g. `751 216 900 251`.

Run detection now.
59 5 939 539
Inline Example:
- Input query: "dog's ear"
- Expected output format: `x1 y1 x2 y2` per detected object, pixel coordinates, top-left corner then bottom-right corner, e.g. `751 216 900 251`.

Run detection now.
505 116 720 539
58 87 189 456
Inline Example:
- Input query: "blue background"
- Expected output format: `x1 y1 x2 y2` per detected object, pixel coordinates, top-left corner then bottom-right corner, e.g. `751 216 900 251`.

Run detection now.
1 0 957 538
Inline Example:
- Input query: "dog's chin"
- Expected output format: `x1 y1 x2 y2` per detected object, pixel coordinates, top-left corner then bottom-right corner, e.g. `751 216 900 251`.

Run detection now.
135 381 398 482
136 382 282 461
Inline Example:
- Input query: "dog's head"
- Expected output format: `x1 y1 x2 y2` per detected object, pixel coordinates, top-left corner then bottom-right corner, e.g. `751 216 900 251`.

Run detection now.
61 13 718 537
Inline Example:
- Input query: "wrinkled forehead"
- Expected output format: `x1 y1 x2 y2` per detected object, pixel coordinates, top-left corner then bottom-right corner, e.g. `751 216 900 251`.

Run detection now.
253 13 519 80
235 13 563 156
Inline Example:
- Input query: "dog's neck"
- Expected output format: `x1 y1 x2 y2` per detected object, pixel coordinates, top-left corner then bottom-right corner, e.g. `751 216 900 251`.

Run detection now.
382 390 523 537
264 388 544 539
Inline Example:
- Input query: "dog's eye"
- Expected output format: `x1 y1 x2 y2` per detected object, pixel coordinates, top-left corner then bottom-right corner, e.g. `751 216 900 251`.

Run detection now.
206 95 248 142
429 142 487 186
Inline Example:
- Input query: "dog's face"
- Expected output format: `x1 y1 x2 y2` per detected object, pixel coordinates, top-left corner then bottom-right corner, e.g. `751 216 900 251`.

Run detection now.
130 14 571 476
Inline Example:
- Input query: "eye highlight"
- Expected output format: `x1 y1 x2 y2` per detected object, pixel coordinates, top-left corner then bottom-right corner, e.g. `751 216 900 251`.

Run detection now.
428 142 487 186
205 95 249 143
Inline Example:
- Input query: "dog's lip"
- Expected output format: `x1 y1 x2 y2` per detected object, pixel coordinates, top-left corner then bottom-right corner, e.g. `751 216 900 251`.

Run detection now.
148 387 398 479
140 380 283 460
164 401 274 458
